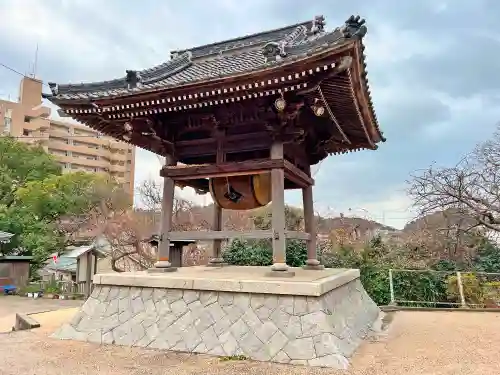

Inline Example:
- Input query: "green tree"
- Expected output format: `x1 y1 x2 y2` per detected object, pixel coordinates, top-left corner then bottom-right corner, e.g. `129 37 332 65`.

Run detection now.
0 137 126 268
0 137 60 207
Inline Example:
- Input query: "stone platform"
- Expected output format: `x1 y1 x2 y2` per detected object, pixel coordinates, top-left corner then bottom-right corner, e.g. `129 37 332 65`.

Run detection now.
53 266 381 369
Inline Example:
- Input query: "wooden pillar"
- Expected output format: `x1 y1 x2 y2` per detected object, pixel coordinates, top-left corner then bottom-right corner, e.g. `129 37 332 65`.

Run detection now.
84 250 92 298
268 141 294 277
208 204 225 265
75 258 80 283
302 182 324 270
93 252 98 276
208 128 226 266
149 154 177 273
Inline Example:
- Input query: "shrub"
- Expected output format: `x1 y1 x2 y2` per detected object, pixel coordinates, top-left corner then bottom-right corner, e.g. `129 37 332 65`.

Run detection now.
223 238 307 267
393 271 448 307
483 281 500 307
446 273 483 306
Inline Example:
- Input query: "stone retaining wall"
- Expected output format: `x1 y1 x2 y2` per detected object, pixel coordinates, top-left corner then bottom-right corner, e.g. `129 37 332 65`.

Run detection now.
53 278 380 368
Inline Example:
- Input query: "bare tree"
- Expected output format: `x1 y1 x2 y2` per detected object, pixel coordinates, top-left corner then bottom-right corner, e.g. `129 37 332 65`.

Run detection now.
408 123 500 261
103 179 211 272
410 125 500 232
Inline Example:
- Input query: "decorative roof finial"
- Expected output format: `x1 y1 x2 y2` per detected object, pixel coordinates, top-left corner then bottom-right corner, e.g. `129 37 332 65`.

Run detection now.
48 82 59 95
311 15 326 34
341 15 367 39
125 70 142 89
262 42 287 62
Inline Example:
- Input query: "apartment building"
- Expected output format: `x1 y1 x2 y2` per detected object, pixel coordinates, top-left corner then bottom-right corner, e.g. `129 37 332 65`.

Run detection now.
0 77 135 197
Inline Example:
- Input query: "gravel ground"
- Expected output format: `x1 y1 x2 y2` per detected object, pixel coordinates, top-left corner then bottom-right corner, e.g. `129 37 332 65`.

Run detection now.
0 310 499 375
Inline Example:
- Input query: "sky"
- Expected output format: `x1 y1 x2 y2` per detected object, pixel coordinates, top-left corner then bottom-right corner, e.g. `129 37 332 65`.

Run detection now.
0 0 499 229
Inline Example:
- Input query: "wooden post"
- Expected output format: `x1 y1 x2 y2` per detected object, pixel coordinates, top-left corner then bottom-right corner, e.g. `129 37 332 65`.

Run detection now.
75 258 80 283
207 204 225 266
302 179 324 270
389 269 396 305
267 142 294 277
93 252 98 276
456 271 467 308
149 154 177 273
208 128 226 266
84 250 92 298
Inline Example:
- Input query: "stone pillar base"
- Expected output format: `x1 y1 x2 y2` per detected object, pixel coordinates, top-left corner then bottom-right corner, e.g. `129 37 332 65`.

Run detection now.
302 259 324 270
52 267 381 369
147 267 177 273
265 270 296 277
207 258 227 267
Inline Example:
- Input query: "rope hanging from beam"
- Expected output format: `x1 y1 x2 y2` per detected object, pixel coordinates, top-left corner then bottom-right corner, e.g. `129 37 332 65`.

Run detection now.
317 85 351 145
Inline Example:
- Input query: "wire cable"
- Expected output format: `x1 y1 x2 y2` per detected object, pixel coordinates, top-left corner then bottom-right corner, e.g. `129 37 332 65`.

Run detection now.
0 62 50 88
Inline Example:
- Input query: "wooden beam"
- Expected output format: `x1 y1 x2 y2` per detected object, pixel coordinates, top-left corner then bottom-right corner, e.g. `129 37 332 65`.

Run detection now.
160 159 283 180
285 231 311 241
284 160 314 188
167 230 310 241
176 133 272 159
175 179 210 193
162 158 313 188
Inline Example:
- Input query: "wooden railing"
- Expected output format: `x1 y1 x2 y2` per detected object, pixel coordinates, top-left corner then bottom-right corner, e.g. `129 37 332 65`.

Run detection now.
28 280 89 296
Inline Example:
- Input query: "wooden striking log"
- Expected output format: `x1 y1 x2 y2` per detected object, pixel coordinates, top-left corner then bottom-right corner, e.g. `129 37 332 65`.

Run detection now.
166 230 311 241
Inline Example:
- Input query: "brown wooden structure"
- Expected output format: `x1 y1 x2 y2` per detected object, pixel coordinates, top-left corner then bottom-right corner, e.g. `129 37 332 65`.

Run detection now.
45 15 386 276
0 256 32 289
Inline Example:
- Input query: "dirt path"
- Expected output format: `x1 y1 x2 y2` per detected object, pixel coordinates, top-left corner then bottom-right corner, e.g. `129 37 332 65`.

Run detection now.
0 310 499 375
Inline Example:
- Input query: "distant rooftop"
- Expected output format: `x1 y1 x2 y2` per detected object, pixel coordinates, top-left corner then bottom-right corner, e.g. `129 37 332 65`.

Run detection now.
0 231 14 244
0 255 33 262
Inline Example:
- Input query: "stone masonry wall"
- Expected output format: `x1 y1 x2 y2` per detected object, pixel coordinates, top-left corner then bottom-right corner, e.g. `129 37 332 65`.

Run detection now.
53 278 380 368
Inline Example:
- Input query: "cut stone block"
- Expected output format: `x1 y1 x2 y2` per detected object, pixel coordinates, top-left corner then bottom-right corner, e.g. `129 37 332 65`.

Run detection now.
52 266 381 369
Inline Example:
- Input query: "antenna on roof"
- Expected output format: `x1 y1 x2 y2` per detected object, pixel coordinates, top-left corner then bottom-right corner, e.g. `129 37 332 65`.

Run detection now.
32 43 39 78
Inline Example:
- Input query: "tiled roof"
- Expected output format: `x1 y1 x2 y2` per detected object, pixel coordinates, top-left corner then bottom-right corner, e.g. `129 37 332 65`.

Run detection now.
44 16 368 101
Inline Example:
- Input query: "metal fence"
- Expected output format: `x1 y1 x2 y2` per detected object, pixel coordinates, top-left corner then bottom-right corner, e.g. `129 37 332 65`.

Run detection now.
388 269 500 308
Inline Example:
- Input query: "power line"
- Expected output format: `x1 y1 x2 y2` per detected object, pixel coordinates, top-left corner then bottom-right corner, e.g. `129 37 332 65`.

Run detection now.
0 61 49 87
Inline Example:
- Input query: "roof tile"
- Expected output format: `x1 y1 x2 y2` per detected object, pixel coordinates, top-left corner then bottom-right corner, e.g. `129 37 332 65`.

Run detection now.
45 16 367 101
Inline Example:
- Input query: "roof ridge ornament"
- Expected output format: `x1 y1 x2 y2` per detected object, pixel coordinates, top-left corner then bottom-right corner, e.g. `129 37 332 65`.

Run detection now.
310 15 325 35
125 70 143 90
262 41 287 62
282 25 308 46
262 24 309 62
48 82 59 95
340 15 367 39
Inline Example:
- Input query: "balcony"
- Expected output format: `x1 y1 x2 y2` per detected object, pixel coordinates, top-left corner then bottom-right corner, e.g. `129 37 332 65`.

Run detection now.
52 155 110 169
109 163 128 173
109 152 127 162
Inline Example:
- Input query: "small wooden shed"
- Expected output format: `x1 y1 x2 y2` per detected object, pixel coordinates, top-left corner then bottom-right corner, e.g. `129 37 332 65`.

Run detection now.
0 256 33 289
64 245 107 297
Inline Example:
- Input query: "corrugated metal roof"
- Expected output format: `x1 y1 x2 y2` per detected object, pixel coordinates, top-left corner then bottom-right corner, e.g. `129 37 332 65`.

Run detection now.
0 231 14 243
45 257 77 273
63 245 94 258
0 255 33 262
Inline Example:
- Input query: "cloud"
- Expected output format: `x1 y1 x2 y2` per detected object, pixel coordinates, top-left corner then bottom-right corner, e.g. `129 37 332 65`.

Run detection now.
0 0 498 229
